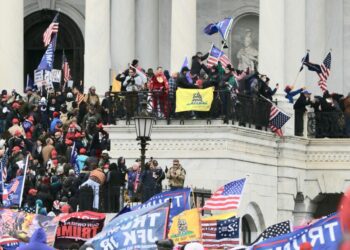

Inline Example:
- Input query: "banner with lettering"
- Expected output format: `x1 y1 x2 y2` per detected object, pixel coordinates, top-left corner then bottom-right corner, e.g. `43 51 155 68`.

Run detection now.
86 202 170 250
0 209 58 246
54 211 105 249
176 87 215 112
2 176 24 207
132 188 191 224
253 214 342 249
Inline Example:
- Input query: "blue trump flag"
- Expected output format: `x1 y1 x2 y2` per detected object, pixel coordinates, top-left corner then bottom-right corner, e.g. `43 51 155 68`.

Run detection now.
253 214 342 250
2 176 24 207
132 188 191 223
37 33 57 71
86 202 170 250
204 17 233 40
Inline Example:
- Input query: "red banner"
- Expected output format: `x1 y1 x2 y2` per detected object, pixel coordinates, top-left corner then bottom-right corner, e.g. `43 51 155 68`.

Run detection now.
54 211 105 249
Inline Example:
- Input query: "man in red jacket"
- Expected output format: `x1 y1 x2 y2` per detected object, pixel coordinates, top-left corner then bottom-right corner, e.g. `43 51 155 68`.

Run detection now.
149 67 169 118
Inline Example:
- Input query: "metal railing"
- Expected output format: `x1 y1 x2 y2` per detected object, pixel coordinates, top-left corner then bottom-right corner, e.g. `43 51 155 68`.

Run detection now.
80 185 212 213
308 111 347 138
106 90 273 128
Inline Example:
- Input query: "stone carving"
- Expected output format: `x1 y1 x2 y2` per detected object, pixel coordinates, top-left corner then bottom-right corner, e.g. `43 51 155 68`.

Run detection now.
237 29 259 71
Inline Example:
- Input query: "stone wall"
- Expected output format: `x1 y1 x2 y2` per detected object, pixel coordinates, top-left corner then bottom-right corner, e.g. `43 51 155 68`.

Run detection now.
106 123 350 231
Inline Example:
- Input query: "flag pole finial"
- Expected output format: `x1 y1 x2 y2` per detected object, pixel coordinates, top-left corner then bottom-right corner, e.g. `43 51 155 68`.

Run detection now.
307 49 310 52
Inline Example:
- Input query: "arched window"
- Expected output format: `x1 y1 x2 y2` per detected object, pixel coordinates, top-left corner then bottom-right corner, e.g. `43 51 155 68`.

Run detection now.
242 216 251 245
24 10 84 89
230 14 259 71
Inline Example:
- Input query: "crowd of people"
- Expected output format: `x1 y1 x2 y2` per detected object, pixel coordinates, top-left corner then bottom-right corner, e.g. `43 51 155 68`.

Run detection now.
0 78 189 215
1 51 349 217
110 55 279 122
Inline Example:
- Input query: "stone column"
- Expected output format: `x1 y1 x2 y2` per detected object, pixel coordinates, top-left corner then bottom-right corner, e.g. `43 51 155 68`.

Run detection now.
258 0 285 87
136 0 159 69
0 0 23 93
284 0 306 87
344 1 350 92
306 0 326 94
325 0 343 94
170 0 196 73
84 0 111 95
111 0 135 73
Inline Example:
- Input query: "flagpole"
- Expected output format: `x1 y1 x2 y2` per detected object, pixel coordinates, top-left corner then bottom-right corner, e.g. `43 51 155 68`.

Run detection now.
1 149 8 197
292 49 310 88
18 154 29 208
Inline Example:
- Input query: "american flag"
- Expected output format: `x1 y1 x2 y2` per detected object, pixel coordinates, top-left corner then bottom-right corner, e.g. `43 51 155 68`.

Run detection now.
8 178 19 194
70 142 79 175
37 33 57 71
62 51 72 83
269 104 290 137
1 150 8 184
260 220 291 241
43 13 59 47
203 178 246 210
201 216 240 248
317 52 331 93
207 44 232 68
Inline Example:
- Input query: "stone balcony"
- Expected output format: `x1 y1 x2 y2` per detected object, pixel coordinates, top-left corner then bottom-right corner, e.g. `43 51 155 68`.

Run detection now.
104 120 350 235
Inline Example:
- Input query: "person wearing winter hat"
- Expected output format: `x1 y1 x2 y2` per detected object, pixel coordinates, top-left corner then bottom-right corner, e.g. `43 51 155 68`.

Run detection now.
50 111 61 134
294 89 312 136
84 86 100 107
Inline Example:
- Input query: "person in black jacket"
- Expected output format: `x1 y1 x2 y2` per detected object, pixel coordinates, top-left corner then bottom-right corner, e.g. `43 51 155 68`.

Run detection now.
190 52 210 79
106 163 123 212
294 90 312 136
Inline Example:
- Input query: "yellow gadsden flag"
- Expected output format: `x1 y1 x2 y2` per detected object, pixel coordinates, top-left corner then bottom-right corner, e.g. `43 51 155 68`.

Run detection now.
111 70 121 92
175 87 215 112
168 208 202 244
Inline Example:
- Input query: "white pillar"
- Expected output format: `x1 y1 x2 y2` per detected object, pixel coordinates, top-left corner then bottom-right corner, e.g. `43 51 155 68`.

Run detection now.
136 0 159 69
170 0 196 73
325 0 343 94
284 0 306 88
306 0 326 95
84 0 111 95
344 0 350 93
0 0 23 93
111 0 135 73
258 0 285 87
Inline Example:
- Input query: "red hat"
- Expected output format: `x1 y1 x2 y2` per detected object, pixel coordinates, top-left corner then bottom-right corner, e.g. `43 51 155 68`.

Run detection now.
28 189 38 196
14 130 21 136
60 204 72 213
11 102 20 109
51 149 57 157
79 148 87 154
12 146 21 152
299 242 312 250
12 118 19 124
97 123 103 129
53 111 59 118
28 116 34 122
65 139 73 146
75 132 82 138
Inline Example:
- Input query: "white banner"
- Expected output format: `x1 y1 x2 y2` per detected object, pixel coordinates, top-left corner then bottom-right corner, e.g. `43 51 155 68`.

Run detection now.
51 69 62 83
